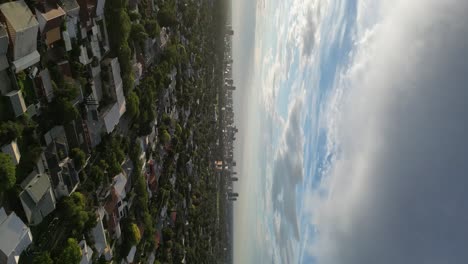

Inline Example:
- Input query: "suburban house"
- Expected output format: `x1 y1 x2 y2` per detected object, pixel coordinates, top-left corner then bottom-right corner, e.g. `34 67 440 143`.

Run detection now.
78 239 93 264
35 0 66 46
0 0 40 72
1 140 21 165
104 173 128 239
5 90 26 117
19 172 57 225
125 245 137 264
0 26 9 71
91 207 112 261
0 208 33 264
34 69 54 103
43 126 80 198
60 0 80 51
64 120 91 155
100 57 126 133
77 0 105 30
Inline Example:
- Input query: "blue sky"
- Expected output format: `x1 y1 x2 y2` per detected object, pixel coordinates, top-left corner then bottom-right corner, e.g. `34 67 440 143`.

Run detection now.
232 1 468 263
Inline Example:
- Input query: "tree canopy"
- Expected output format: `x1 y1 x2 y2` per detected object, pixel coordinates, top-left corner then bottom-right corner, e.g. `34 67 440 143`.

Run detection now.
56 238 81 264
33 252 53 264
71 148 86 170
0 153 16 196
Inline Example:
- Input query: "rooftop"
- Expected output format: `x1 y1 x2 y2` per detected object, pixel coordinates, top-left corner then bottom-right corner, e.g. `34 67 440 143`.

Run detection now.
0 208 32 260
21 173 52 204
36 3 66 21
60 0 80 13
113 173 127 199
0 1 38 31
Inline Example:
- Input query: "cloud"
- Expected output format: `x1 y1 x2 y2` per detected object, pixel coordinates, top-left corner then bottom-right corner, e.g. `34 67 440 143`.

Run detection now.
301 6 320 57
271 95 305 262
311 1 468 263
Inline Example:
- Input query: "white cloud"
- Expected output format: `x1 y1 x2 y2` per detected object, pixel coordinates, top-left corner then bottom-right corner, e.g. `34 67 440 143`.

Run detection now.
311 1 468 263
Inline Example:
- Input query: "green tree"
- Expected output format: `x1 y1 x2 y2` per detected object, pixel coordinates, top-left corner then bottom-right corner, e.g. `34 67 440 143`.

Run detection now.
128 11 141 21
144 19 160 38
126 91 140 119
33 252 53 264
128 223 141 245
130 23 148 43
57 238 81 264
90 165 104 185
60 192 96 235
157 6 178 27
71 148 86 169
0 121 23 146
160 130 171 144
118 43 132 78
0 153 16 196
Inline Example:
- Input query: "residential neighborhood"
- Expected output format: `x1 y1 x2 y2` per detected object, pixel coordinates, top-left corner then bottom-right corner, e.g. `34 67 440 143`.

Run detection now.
0 0 234 263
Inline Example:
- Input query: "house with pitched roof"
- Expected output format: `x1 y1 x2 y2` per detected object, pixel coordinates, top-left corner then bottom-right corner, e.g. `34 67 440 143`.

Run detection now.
35 0 66 46
19 173 57 225
1 140 21 165
60 0 79 51
43 126 80 198
0 0 40 72
0 208 33 264
34 69 54 103
78 239 93 264
100 58 126 133
5 90 27 117
0 25 9 71
104 173 128 239
90 207 112 261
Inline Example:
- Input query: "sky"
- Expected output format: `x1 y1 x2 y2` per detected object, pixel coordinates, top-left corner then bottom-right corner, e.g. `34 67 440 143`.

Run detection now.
232 0 468 263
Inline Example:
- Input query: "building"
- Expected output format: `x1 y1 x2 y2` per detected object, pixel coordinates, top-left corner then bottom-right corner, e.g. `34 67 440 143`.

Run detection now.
1 140 21 165
0 26 9 71
19 173 57 225
60 0 80 51
104 173 128 239
100 58 126 133
0 208 33 264
5 90 26 117
35 69 54 103
64 120 91 155
77 0 105 29
43 126 80 198
90 207 112 261
35 0 66 46
0 0 40 72
78 239 93 264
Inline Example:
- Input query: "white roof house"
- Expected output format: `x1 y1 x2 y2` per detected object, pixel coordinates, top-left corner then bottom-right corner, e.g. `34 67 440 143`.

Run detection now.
100 58 127 134
19 173 57 225
113 173 128 219
1 140 21 165
91 207 112 261
0 0 40 72
95 0 106 18
105 58 126 113
0 208 33 264
126 245 137 264
79 240 93 264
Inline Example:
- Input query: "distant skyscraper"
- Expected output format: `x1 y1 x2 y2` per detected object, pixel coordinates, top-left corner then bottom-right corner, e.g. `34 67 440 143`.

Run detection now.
230 177 238 182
